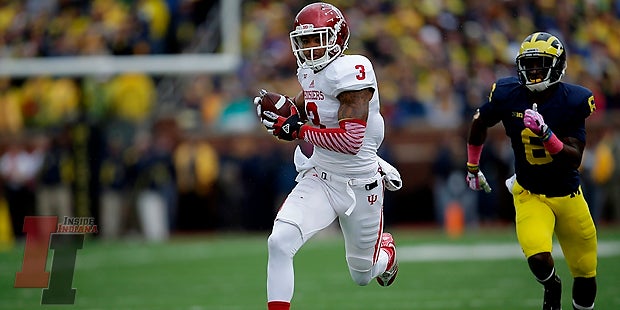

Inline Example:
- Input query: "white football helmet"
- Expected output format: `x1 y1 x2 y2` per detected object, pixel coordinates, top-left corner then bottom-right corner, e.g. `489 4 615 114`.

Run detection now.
289 2 350 72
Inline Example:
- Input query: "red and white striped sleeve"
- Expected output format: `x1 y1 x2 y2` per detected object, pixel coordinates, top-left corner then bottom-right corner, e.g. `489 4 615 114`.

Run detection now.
299 119 366 155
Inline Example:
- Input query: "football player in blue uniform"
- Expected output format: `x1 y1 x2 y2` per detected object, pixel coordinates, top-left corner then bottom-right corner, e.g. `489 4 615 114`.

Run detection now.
465 32 598 310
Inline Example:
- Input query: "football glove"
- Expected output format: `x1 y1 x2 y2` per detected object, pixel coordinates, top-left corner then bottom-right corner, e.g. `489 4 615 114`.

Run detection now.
523 103 551 138
378 157 402 191
262 106 305 141
253 89 268 120
253 96 262 119
466 163 492 193
505 174 516 194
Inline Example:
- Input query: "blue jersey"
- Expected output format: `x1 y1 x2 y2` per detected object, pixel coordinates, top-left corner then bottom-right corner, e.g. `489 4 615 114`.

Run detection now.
478 77 595 196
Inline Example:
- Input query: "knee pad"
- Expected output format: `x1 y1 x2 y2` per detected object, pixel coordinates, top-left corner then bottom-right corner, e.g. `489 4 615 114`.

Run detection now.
268 221 303 258
569 252 597 278
347 256 373 286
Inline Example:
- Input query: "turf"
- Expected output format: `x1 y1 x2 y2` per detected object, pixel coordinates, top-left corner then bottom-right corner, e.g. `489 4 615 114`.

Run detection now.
1 225 619 310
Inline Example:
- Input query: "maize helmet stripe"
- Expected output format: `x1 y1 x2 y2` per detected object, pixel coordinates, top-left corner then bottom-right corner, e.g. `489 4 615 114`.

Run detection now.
519 32 563 57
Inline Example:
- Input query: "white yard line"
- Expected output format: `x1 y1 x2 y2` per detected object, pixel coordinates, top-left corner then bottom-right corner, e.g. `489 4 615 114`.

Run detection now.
398 241 620 262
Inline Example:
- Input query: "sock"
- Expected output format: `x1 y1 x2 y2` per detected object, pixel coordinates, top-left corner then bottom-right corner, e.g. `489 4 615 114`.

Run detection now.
373 248 389 277
268 301 290 310
573 301 594 310
572 277 596 309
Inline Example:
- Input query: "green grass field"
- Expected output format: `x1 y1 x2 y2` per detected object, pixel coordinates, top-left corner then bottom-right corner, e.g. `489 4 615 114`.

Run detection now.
1 225 619 310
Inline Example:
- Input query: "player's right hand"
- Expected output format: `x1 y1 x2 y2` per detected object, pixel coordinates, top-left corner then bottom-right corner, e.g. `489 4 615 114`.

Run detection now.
523 104 549 136
262 106 305 141
466 163 492 193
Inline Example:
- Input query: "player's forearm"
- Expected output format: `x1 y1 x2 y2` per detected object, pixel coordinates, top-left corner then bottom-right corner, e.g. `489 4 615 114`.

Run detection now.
300 119 366 155
292 91 307 121
552 137 584 169
467 117 488 146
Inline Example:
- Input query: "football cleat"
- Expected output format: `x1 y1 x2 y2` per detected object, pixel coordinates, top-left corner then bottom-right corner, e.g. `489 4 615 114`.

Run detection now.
376 232 398 286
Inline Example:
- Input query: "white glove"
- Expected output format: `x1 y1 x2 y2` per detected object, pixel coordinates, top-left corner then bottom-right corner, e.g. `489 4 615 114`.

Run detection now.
466 164 492 193
378 157 402 191
505 174 516 194
253 89 267 119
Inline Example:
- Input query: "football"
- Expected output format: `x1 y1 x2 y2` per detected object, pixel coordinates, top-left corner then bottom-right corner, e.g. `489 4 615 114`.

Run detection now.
258 89 294 118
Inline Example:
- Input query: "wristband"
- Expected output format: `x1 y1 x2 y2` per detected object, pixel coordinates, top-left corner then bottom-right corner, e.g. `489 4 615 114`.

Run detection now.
541 126 552 141
467 144 483 165
542 131 563 155
466 162 480 173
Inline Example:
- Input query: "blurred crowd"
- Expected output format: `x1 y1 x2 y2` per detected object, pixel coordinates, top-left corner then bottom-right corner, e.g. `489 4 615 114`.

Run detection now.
1 0 620 243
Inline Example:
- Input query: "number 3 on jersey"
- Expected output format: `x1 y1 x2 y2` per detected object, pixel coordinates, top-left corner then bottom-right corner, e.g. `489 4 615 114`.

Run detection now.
355 65 365 80
305 101 324 128
522 128 553 165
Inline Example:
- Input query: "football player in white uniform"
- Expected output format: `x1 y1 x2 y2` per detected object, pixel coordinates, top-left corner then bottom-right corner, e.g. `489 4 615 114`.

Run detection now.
254 3 402 310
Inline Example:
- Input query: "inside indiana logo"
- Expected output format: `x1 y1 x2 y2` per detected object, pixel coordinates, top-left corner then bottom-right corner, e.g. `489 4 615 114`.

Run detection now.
14 216 97 304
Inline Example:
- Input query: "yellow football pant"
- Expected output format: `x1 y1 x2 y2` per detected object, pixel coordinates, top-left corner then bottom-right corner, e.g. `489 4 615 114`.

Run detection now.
511 180 597 278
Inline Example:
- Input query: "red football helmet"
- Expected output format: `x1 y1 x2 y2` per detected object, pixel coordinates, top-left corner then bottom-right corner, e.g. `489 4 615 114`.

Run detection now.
289 2 350 71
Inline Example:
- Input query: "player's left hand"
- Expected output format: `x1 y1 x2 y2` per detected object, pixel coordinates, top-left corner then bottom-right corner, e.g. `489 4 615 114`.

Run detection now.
253 95 263 119
523 104 548 136
466 164 492 193
262 106 305 141
377 157 402 191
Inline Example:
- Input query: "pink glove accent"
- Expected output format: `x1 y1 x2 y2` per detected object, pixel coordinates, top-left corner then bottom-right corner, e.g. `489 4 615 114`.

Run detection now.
466 170 492 193
523 109 547 135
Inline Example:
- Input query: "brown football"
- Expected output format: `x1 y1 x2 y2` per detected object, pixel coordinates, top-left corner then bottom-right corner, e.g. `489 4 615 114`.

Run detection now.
259 89 294 117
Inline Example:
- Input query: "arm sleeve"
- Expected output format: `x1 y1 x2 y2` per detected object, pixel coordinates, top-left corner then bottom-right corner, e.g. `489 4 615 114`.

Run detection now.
300 119 367 155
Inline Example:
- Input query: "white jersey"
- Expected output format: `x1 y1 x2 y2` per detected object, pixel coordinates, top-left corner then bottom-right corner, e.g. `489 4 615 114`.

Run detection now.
297 54 384 176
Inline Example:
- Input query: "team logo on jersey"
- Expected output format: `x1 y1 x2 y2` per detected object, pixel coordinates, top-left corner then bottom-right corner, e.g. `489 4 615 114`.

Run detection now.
309 80 315 88
282 124 290 134
367 194 378 205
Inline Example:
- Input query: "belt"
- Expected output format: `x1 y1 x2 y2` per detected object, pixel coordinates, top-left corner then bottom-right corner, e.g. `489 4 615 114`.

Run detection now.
313 168 381 215
514 180 581 198
315 169 379 190
532 188 581 198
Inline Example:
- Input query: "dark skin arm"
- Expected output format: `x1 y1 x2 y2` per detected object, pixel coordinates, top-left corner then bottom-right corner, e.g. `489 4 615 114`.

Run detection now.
556 137 584 170
467 114 488 146
292 91 307 120
336 88 373 122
